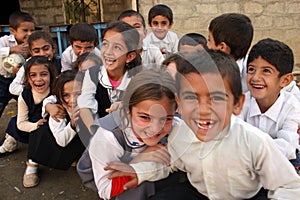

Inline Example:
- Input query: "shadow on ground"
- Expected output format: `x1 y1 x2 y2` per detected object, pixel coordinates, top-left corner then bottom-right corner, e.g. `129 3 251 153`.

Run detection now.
0 100 99 200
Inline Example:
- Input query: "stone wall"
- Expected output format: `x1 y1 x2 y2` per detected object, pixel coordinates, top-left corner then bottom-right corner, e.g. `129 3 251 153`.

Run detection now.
18 0 300 66
138 0 300 67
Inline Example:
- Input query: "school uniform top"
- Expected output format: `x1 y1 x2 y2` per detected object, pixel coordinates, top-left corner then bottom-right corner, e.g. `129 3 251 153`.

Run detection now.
60 45 101 72
140 42 165 66
131 115 300 199
89 125 146 200
9 56 61 96
236 55 248 93
143 31 179 56
49 110 77 147
77 66 131 114
239 91 300 159
17 88 50 132
282 80 300 102
0 35 18 78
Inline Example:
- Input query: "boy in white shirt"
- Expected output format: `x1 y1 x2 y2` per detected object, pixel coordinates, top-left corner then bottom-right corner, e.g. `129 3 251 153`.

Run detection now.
105 50 300 199
143 4 179 58
239 38 300 169
117 10 164 66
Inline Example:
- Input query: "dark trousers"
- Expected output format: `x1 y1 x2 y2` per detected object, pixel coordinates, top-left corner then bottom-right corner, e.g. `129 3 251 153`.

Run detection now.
0 75 17 117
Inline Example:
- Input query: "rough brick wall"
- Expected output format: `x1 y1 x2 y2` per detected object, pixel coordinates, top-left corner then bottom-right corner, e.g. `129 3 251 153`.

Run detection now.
18 0 300 66
139 0 300 67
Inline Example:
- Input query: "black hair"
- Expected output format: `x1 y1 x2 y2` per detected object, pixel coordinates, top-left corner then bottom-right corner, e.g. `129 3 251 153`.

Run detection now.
247 38 294 76
9 11 35 30
117 9 146 29
69 22 99 46
148 4 173 25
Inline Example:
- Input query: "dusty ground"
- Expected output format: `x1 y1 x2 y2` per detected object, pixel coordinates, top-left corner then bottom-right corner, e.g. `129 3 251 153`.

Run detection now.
0 100 99 200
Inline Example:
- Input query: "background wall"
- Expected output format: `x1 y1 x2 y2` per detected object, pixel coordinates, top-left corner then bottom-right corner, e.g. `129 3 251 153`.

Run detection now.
139 0 300 67
16 0 300 67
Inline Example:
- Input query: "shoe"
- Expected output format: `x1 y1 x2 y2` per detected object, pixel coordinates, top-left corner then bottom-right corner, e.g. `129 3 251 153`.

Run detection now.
23 162 39 188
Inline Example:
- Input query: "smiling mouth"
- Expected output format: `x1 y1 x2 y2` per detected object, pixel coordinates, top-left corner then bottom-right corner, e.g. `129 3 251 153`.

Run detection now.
195 120 214 130
251 84 265 89
104 58 116 65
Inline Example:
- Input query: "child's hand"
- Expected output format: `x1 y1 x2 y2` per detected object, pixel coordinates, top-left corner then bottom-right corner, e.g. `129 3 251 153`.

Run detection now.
105 101 123 113
10 43 29 54
71 105 80 129
104 162 138 190
130 143 170 166
46 103 66 122
37 118 47 128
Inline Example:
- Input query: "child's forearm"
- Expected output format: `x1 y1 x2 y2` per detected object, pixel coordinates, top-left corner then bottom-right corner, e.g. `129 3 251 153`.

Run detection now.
80 108 95 134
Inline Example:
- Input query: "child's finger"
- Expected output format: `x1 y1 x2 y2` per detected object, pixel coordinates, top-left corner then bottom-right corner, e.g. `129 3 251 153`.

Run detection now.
123 178 138 190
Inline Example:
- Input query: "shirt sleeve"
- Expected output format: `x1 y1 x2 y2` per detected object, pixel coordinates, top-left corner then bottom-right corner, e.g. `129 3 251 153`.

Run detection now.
77 69 98 114
17 94 39 132
9 65 25 96
89 127 124 199
42 95 57 118
49 116 77 147
60 46 73 72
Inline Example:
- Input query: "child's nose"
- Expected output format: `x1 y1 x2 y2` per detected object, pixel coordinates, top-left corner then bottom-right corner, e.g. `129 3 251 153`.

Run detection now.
149 119 164 134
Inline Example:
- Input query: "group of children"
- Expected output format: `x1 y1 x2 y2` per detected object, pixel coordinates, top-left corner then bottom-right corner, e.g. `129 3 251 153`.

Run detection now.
0 3 300 200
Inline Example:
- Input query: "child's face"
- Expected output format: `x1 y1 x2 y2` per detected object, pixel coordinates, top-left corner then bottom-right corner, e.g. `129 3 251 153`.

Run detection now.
178 72 243 142
101 29 136 74
62 80 81 112
28 64 50 94
247 56 290 107
11 21 35 44
30 39 55 60
130 96 176 146
150 15 172 40
120 16 147 47
72 41 95 56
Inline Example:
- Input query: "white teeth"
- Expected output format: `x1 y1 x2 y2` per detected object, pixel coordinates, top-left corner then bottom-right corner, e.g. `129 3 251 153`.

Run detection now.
252 84 264 89
196 120 213 129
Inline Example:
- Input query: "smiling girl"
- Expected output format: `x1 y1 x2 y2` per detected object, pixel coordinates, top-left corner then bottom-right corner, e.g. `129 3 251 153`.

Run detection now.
77 20 142 133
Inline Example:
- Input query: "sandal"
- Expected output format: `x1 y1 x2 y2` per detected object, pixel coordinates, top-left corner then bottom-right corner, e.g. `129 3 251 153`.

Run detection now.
23 161 39 188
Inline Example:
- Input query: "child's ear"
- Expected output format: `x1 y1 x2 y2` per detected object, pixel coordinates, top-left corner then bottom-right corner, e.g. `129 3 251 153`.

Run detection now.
233 93 245 115
126 51 137 64
218 42 231 55
279 73 294 88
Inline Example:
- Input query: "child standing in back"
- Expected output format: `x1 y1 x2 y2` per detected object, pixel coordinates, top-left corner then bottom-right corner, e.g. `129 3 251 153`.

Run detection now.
61 22 101 72
239 38 300 169
0 11 35 118
77 20 141 133
207 13 253 93
9 30 62 96
143 4 179 57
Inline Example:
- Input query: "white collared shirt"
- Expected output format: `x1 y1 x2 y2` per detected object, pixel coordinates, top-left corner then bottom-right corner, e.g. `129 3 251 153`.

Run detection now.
77 66 131 114
239 91 300 158
132 116 300 199
143 31 179 56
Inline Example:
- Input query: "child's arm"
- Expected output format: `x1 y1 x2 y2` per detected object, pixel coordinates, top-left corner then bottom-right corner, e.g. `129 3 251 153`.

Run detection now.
79 108 94 133
17 95 47 132
9 65 25 96
49 113 77 147
9 43 29 55
43 97 66 123
106 101 123 113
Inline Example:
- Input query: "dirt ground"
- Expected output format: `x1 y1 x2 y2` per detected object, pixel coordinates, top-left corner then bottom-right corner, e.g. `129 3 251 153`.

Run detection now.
0 100 100 200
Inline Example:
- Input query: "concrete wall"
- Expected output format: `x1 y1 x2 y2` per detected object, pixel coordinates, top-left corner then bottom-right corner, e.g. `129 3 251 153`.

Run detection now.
138 0 300 67
18 0 300 66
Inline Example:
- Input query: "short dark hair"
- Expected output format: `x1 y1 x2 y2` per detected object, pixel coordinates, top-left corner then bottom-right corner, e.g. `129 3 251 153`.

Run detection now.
176 49 242 104
247 38 294 76
117 9 146 29
9 11 35 30
69 22 99 46
208 13 253 60
148 4 173 25
28 31 56 52
178 33 207 49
